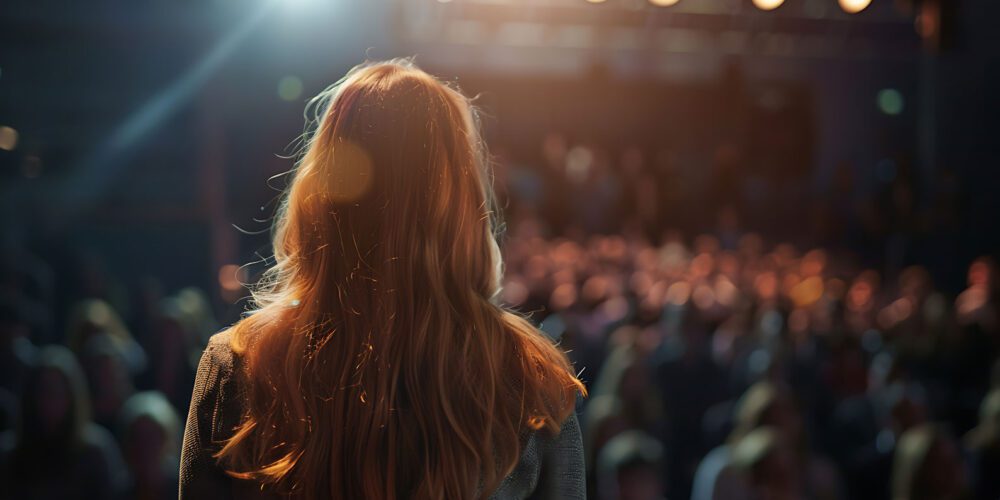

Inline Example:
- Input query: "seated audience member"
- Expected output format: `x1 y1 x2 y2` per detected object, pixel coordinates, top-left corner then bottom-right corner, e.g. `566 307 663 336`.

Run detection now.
0 345 127 500
692 381 842 500
964 389 1000 500
845 382 928 500
892 424 969 500
597 430 667 500
65 299 146 375
119 391 181 500
80 333 136 430
146 295 204 412
729 427 792 500
830 351 908 464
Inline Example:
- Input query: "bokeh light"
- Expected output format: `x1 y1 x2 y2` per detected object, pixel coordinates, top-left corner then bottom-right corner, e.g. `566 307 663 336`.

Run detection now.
277 75 304 101
838 0 872 14
649 0 681 6
0 125 19 151
327 140 374 203
217 264 246 292
878 88 904 115
752 0 785 11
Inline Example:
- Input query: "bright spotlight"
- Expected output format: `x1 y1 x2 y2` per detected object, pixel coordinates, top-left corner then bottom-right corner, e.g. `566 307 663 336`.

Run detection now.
839 0 872 14
649 0 681 6
283 0 322 7
752 0 785 11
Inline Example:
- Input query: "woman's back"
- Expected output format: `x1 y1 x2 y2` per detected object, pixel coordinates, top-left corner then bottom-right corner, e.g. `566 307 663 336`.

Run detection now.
178 60 586 499
180 331 585 499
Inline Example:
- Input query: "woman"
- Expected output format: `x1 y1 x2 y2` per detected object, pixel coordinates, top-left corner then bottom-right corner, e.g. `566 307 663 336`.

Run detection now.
179 59 587 499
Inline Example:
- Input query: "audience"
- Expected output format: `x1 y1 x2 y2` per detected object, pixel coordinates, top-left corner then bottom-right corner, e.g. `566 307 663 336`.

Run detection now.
498 212 997 499
0 146 995 499
0 346 127 499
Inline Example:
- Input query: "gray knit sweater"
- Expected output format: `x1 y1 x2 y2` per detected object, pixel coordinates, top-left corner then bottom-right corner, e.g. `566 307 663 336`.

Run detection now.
179 331 586 499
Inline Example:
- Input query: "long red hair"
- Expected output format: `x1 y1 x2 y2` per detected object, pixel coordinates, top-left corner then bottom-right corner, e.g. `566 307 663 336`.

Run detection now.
216 59 585 498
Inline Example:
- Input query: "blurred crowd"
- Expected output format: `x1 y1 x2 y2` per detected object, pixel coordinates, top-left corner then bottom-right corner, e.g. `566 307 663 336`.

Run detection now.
0 134 992 500
3 232 996 500
499 218 999 500
495 133 962 290
0 249 215 500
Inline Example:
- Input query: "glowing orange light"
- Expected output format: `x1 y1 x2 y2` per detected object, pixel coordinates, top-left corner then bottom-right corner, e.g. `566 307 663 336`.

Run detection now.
790 276 825 307
752 0 784 11
218 264 245 292
649 0 680 6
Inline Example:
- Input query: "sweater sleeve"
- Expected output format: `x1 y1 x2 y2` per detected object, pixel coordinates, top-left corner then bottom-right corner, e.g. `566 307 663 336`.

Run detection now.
529 411 586 499
179 334 234 499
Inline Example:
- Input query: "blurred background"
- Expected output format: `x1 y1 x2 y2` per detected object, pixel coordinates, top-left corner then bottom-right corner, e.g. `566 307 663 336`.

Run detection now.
2 0 1000 498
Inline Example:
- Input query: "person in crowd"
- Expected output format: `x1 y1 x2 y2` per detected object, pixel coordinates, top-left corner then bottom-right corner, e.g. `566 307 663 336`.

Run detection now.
80 333 136 430
964 389 1000 500
844 382 929 500
119 391 182 500
891 424 969 500
65 299 146 375
145 293 205 412
596 430 667 500
830 352 909 462
728 427 794 500
692 381 842 500
0 345 127 500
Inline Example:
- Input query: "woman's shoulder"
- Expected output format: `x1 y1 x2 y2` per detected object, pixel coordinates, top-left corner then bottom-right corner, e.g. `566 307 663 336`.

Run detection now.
204 328 236 367
191 329 240 390
492 411 585 499
181 329 246 496
187 329 243 442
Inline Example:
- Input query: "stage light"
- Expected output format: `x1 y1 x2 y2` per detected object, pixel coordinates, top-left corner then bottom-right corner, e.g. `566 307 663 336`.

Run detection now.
218 264 246 292
0 126 17 151
752 0 785 11
649 0 681 6
278 75 304 101
838 0 872 13
877 88 904 115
